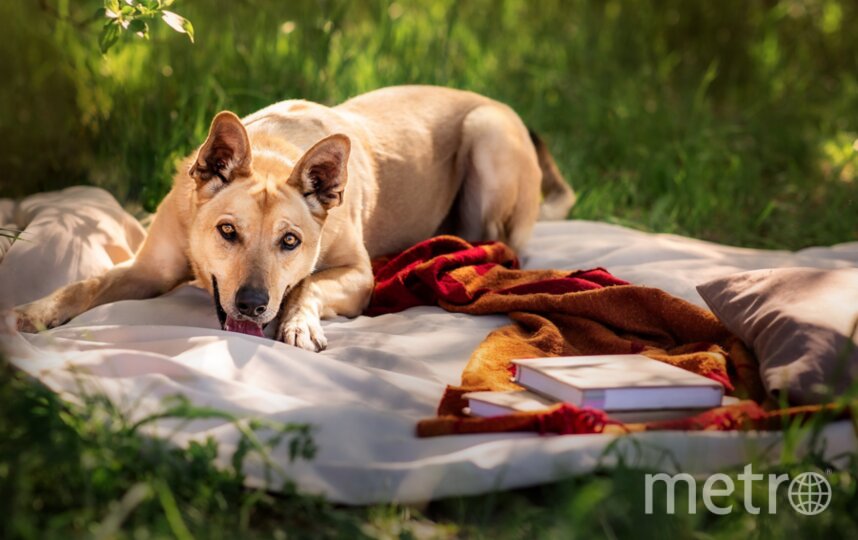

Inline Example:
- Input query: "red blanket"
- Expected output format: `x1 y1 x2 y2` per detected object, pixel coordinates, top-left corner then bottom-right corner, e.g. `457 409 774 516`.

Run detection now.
367 236 843 436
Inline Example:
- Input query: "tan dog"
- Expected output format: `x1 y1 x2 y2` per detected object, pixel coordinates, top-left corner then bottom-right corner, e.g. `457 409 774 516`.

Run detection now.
14 86 575 351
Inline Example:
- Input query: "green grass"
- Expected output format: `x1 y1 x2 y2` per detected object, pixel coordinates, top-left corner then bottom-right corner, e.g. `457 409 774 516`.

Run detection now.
3 358 858 539
2 0 856 248
1 0 858 537
0 363 367 539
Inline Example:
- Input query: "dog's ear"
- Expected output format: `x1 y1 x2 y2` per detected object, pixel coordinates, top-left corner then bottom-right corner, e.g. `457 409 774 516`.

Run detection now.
189 111 252 188
289 134 350 214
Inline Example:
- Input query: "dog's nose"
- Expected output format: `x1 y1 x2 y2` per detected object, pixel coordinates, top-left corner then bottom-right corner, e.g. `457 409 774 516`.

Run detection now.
235 286 269 317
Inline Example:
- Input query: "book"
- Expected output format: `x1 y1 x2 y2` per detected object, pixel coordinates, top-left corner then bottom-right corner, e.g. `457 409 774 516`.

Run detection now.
463 390 739 422
464 390 555 417
511 354 724 411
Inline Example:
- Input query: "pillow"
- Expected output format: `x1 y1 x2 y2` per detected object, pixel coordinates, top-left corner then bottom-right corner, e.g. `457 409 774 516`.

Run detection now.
697 268 858 405
0 186 146 310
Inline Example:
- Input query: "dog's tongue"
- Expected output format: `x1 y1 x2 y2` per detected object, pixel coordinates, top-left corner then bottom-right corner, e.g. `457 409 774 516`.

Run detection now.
224 317 264 337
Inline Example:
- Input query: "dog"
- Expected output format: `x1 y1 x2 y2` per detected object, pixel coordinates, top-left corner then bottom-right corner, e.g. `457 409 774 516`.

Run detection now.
14 85 575 351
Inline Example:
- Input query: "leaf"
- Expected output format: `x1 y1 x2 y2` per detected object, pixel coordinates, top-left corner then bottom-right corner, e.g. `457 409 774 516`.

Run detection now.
104 0 120 14
161 10 194 43
154 481 194 540
99 20 121 53
0 227 24 241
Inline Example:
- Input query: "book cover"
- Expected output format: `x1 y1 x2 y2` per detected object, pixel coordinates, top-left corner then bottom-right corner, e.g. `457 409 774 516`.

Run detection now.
511 354 724 410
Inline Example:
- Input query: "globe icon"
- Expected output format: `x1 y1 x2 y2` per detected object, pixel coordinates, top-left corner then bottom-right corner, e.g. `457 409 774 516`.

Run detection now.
788 472 832 516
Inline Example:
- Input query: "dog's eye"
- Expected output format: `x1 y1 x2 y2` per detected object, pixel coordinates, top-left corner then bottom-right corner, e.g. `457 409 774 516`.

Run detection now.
281 233 301 251
218 223 237 241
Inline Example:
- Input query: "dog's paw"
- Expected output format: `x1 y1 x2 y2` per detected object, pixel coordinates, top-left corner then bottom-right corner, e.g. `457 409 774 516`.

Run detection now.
13 302 62 333
275 311 327 352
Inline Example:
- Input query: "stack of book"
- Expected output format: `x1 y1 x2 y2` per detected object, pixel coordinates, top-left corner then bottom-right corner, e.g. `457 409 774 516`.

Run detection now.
464 354 732 423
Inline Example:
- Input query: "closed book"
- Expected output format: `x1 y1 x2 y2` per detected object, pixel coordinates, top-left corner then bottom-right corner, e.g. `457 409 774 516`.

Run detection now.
511 354 724 411
463 390 554 417
464 390 737 422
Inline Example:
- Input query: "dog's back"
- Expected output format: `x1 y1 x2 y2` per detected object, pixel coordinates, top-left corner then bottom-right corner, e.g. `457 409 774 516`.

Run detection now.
339 85 574 254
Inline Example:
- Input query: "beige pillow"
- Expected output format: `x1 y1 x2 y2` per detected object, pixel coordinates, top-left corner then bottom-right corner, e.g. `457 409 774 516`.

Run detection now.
0 187 146 310
697 268 858 405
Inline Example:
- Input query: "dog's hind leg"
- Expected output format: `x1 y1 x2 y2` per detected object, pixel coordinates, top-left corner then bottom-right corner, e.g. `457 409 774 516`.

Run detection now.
455 105 542 252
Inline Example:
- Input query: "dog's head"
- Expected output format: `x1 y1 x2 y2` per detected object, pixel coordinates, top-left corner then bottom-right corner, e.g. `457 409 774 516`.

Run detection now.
186 111 350 336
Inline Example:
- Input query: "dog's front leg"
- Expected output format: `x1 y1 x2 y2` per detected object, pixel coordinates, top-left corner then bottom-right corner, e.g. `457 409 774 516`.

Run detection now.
14 261 187 332
14 205 191 332
275 263 373 352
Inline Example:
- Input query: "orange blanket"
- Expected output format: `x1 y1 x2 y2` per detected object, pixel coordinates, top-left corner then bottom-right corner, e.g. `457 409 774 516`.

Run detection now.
367 236 840 437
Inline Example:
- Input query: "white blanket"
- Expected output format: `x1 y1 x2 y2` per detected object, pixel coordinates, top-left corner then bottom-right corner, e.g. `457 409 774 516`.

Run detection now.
2 187 857 505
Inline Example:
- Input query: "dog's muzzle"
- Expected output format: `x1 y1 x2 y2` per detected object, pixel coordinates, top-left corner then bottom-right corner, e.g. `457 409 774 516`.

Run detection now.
211 275 264 337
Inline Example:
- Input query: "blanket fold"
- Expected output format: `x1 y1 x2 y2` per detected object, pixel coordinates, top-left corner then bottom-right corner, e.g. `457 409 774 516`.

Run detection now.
366 235 816 437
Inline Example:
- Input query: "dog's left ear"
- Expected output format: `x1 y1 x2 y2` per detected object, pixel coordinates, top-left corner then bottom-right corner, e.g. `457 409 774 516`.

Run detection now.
289 134 351 213
189 111 252 188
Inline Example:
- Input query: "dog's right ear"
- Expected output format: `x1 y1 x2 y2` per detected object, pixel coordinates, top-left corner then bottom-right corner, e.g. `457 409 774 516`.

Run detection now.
188 111 252 189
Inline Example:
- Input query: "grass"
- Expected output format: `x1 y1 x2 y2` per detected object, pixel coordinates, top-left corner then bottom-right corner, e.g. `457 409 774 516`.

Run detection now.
1 0 857 537
3 359 858 539
2 0 857 248
0 363 367 539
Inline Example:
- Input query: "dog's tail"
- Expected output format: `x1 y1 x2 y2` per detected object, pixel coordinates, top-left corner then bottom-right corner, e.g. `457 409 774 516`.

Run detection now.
529 129 576 220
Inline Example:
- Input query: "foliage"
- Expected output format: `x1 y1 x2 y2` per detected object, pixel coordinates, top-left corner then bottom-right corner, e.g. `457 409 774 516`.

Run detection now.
428 383 858 539
0 227 24 241
3 352 857 538
433 467 858 539
97 1 194 53
0 0 856 248
1 0 857 537
0 361 366 539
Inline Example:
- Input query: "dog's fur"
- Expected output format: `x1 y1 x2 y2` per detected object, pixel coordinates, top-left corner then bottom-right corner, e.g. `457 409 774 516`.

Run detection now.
14 85 575 351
